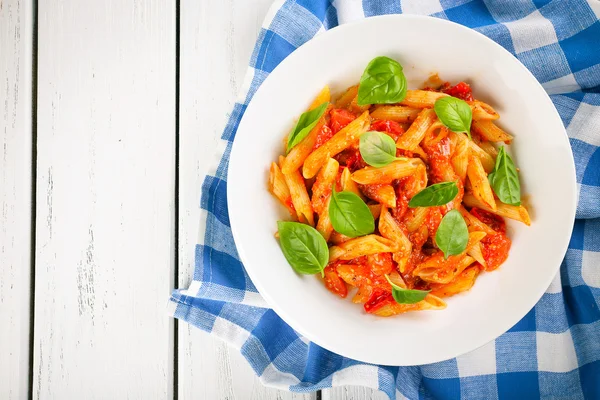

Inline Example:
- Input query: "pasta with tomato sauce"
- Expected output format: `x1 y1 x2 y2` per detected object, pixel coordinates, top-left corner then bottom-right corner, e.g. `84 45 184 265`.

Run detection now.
269 56 530 317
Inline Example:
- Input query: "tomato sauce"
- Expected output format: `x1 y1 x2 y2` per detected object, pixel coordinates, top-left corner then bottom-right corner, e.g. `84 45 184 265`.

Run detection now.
401 250 426 287
330 108 356 134
370 120 405 141
471 208 511 271
358 183 385 201
284 197 295 212
392 174 425 222
335 148 366 172
396 148 415 158
426 207 443 240
471 208 506 233
424 137 454 184
313 124 333 150
392 184 409 222
441 81 474 101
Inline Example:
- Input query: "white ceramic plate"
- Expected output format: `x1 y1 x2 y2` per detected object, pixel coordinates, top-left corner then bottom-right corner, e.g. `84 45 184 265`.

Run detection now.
228 15 576 365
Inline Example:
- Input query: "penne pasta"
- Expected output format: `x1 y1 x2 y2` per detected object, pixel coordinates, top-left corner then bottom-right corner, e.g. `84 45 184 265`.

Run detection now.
368 204 382 219
469 100 499 121
329 231 351 245
315 198 334 241
282 134 289 153
359 184 396 208
467 242 487 268
422 122 449 148
349 94 371 114
379 206 412 273
329 235 400 262
303 111 371 179
370 105 421 123
430 266 479 298
404 206 429 233
417 255 477 285
450 131 469 181
396 109 437 151
311 158 339 214
387 271 407 288
467 153 497 211
468 140 495 173
281 104 332 174
458 205 497 235
412 145 429 161
463 193 531 226
341 167 365 200
472 120 513 143
281 155 315 226
399 90 449 108
335 85 358 108
379 206 411 253
480 142 499 159
336 263 369 287
268 162 296 218
372 294 446 316
352 158 424 185
308 85 331 110
413 232 486 284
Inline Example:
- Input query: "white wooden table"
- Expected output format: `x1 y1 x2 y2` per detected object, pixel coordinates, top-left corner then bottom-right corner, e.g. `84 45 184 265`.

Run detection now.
1 0 388 398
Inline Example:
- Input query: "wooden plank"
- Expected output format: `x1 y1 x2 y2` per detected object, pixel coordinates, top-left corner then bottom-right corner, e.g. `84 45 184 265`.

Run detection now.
33 1 176 398
0 0 33 398
323 387 390 400
177 0 313 398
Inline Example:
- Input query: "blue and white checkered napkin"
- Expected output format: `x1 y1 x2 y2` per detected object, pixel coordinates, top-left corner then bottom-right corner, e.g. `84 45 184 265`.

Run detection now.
170 1 600 398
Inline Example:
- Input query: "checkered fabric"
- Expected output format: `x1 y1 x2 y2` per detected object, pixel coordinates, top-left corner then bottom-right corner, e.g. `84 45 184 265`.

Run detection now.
169 1 600 398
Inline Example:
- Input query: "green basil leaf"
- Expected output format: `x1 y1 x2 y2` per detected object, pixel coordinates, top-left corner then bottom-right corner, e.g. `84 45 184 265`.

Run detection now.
408 181 459 208
385 275 430 304
488 146 521 206
359 131 401 167
435 209 469 259
286 102 328 153
357 56 407 106
277 221 328 276
329 186 375 238
434 96 472 139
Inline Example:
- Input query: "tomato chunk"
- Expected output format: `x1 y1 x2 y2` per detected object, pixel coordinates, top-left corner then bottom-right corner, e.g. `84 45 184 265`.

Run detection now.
426 207 443 240
441 81 474 101
330 109 356 134
367 253 394 276
323 265 348 298
364 289 394 313
336 148 365 171
471 208 506 233
370 120 405 141
481 233 511 271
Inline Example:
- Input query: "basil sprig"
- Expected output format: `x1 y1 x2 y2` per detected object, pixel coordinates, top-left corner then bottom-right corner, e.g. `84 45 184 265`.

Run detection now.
357 56 407 106
277 221 328 276
434 96 472 140
385 275 430 304
286 102 328 153
359 131 405 167
435 209 468 259
488 146 521 206
329 185 374 238
408 182 459 208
